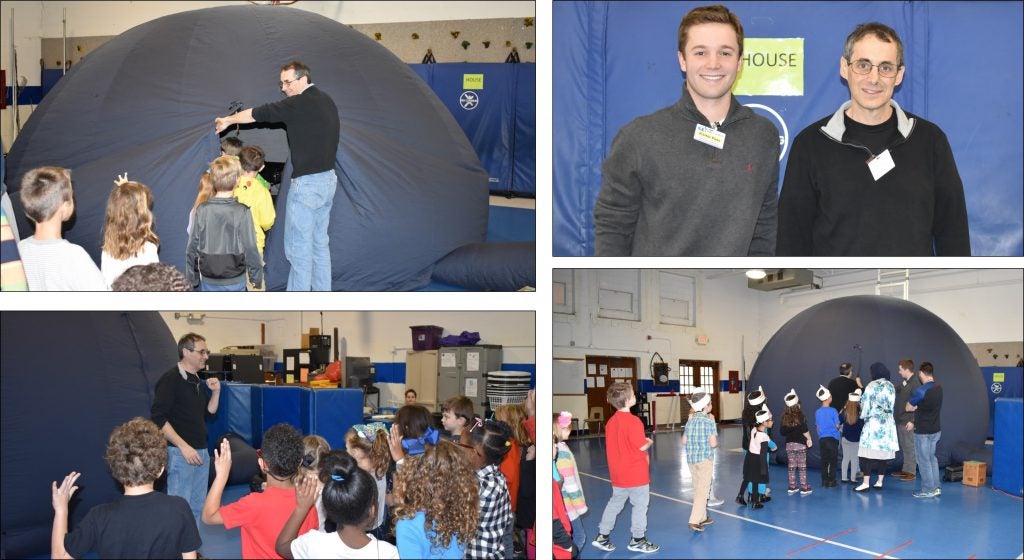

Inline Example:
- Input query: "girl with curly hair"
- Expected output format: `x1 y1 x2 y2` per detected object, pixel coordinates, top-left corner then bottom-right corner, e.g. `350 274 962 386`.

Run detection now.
100 179 159 288
392 440 479 558
345 423 393 537
296 434 330 531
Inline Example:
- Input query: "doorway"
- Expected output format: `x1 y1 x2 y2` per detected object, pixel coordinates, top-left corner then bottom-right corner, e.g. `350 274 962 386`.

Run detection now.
678 359 720 420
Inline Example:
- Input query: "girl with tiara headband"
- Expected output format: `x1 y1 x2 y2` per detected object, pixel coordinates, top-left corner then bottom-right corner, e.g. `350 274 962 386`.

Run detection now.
276 450 400 559
743 405 777 509
736 386 770 505
554 411 588 551
780 389 813 495
345 422 392 539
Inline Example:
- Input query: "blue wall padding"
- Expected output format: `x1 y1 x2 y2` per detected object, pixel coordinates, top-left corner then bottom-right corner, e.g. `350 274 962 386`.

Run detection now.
261 386 311 439
487 205 536 242
552 1 1023 256
206 383 259 450
502 363 537 390
993 398 1023 497
311 388 364 449
412 63 536 195
982 367 1023 438
375 362 406 384
1 312 178 559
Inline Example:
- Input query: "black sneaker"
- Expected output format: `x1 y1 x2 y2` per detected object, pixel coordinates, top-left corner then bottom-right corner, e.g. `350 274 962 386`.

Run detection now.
627 536 660 553
592 534 615 551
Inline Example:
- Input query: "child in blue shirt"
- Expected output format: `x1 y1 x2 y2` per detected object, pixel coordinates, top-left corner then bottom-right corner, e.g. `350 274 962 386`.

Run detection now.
815 385 842 488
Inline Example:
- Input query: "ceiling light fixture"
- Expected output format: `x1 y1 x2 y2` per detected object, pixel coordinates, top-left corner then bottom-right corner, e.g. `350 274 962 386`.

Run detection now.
745 269 767 280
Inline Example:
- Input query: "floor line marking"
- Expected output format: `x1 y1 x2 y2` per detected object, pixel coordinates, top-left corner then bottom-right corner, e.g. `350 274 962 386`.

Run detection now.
786 527 858 556
875 540 912 559
579 471 898 559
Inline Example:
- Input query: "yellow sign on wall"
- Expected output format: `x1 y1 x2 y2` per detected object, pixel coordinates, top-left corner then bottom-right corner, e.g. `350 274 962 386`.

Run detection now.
463 74 484 90
732 38 804 96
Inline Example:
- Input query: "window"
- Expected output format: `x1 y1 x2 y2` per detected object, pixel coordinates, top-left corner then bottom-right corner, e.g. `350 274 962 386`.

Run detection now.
553 269 575 314
597 270 641 321
659 270 696 326
680 364 695 394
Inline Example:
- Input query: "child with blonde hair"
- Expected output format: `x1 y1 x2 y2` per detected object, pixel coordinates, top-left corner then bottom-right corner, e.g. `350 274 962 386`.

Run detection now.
296 434 330 531
780 389 813 495
186 172 214 236
392 441 479 558
554 411 588 551
345 423 392 536
101 178 160 288
493 404 529 514
185 156 262 291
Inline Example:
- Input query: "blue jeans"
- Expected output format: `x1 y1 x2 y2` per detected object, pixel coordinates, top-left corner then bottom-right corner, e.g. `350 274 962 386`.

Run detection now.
914 431 941 493
199 278 245 291
285 170 336 291
167 446 210 518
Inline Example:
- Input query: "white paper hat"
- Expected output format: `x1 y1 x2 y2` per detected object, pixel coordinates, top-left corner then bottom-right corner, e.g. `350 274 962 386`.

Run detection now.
784 388 799 406
849 388 863 402
816 384 831 402
747 385 766 406
691 391 711 411
755 404 772 424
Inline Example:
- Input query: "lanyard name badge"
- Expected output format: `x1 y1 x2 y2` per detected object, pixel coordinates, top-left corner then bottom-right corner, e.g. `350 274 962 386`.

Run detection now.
694 123 726 150
867 149 895 181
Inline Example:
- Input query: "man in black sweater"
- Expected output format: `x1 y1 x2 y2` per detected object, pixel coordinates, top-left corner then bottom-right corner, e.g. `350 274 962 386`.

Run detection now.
151 332 221 518
827 362 862 414
778 22 970 256
906 362 943 498
215 60 341 290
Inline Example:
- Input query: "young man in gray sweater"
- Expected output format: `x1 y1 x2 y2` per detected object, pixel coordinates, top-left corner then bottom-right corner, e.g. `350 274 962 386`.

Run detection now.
593 5 779 256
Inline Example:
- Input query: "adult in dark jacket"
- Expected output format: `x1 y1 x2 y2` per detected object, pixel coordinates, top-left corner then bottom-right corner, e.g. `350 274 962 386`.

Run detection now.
593 5 779 257
893 358 922 480
827 362 862 413
778 22 970 256
215 60 340 290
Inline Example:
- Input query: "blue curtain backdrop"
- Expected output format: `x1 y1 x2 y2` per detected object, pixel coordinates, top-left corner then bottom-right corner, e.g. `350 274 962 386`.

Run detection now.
553 1 1023 256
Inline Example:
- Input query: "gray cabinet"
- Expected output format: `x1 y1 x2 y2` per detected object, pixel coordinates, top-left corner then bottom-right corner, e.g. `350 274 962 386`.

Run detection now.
437 345 502 413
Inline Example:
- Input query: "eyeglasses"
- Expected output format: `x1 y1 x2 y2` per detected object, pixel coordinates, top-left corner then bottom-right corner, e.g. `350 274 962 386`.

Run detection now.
186 347 210 356
279 78 300 87
846 58 900 78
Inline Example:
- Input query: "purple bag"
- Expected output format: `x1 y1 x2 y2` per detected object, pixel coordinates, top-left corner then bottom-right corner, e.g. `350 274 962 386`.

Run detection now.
439 331 481 346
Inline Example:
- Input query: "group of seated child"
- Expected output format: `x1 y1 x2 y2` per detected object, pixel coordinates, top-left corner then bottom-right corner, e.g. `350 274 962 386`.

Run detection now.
50 393 536 559
11 137 274 291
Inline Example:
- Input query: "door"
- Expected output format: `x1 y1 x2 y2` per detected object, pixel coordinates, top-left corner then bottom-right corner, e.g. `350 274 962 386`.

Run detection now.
679 360 721 420
584 355 638 429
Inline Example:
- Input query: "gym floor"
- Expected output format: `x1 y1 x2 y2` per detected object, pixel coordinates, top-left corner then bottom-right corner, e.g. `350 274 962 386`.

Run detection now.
569 425 1024 559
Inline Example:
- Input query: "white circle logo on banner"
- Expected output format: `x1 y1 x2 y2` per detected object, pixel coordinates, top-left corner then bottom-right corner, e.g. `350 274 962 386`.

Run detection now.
991 382 1002 394
459 91 480 110
745 103 789 162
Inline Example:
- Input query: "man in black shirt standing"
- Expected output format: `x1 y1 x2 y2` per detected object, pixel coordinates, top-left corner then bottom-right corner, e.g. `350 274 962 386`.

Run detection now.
778 22 969 255
215 60 341 290
827 362 862 413
151 332 221 518
906 362 943 498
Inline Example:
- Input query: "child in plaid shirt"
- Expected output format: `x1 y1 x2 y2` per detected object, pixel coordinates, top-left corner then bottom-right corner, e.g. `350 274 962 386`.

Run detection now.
681 391 718 532
464 420 515 559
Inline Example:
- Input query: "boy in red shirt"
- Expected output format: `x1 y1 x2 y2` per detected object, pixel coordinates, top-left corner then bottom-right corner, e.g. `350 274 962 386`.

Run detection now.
591 382 659 553
202 424 319 558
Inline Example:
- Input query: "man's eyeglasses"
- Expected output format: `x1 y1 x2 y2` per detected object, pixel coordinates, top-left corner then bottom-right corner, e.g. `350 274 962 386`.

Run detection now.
279 78 300 87
846 58 900 78
186 347 210 356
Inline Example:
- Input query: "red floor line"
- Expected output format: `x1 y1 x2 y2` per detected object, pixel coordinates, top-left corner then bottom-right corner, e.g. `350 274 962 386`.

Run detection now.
875 540 913 559
786 527 858 556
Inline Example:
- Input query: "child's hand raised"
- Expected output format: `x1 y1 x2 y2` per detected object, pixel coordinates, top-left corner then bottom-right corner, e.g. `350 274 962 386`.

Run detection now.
295 474 318 511
51 471 81 512
388 424 405 462
213 438 232 479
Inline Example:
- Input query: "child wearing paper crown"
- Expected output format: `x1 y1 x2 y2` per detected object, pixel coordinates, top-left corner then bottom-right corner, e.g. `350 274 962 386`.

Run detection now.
743 405 777 509
736 386 768 505
554 411 588 550
345 423 392 536
815 385 842 488
682 391 719 531
780 389 814 495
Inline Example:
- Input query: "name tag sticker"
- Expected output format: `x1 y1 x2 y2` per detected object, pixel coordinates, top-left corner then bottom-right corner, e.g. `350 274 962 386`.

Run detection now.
694 124 726 150
867 149 895 181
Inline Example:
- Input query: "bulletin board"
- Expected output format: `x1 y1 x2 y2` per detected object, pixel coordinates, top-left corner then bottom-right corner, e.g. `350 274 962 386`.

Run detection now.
553 358 585 394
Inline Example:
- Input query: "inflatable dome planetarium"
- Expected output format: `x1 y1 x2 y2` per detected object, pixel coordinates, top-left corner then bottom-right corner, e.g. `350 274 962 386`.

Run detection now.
4 5 491 290
1 312 180 558
748 295 987 470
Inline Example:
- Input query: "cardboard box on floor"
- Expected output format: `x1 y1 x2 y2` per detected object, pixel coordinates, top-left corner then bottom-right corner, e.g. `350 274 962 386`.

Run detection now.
963 461 987 487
